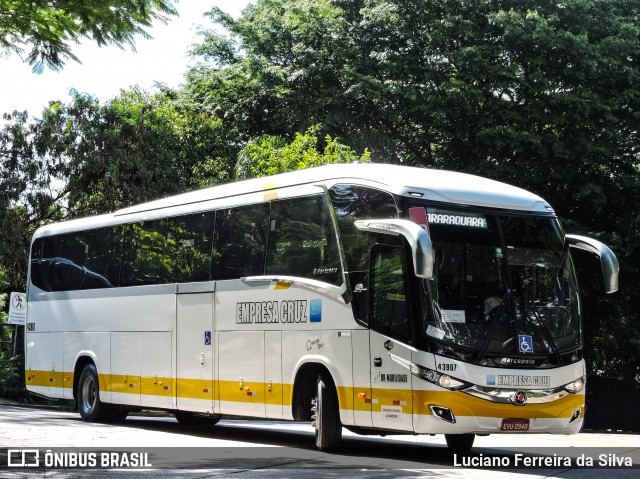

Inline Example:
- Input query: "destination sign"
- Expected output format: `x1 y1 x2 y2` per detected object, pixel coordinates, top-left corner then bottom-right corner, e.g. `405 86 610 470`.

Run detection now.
427 212 488 228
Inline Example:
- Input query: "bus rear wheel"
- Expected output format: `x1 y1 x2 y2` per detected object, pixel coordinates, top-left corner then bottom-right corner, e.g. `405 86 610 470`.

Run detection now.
311 375 341 450
78 363 108 422
445 433 475 450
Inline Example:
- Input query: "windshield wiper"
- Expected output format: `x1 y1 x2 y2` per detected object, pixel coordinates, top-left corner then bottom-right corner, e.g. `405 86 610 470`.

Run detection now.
524 303 563 365
475 299 508 362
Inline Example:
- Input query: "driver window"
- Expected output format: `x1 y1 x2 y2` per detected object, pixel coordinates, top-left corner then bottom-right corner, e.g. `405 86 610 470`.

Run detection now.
370 245 412 344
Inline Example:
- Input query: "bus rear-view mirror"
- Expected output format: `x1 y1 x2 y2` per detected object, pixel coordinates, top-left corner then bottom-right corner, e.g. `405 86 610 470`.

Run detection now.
566 234 619 293
354 219 434 280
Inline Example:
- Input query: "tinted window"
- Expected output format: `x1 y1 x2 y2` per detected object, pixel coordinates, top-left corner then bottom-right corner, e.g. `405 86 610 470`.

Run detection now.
165 212 215 283
213 204 269 280
120 220 166 286
266 195 342 286
328 185 399 322
38 236 56 292
370 245 412 344
29 237 46 291
43 233 87 291
328 184 398 273
84 227 121 289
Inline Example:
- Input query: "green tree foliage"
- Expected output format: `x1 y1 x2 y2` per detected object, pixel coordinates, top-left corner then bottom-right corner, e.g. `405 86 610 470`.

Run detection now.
189 0 639 379
0 0 177 71
34 88 236 215
235 125 370 179
0 265 25 401
190 0 638 176
0 88 235 295
0 266 9 359
0 111 56 290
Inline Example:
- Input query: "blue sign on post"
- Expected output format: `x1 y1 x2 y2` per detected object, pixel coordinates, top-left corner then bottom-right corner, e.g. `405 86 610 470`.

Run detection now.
204 331 211 346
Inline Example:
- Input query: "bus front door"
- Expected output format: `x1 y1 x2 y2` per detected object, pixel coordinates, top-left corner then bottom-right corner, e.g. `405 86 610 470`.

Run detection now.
368 244 414 432
369 333 414 432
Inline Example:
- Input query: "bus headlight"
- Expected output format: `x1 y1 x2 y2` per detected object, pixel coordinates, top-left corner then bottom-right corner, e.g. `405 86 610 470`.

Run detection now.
390 352 470 391
438 374 466 389
563 376 586 393
410 362 469 391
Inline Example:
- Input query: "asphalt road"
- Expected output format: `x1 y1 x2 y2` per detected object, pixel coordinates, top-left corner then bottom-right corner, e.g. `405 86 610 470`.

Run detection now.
0 404 638 478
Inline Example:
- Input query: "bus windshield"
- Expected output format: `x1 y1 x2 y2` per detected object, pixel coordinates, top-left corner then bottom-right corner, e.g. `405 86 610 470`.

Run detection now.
412 206 582 367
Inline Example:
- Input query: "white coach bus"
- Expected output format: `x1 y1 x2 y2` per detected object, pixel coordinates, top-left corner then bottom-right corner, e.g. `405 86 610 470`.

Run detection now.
25 163 618 450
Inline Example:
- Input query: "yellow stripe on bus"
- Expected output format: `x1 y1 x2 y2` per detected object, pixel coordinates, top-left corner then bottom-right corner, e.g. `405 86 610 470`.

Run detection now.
26 369 584 419
175 378 213 399
25 370 71 388
412 389 584 418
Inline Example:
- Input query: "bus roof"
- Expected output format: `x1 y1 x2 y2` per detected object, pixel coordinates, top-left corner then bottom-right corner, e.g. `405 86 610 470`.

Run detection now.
35 163 553 236
116 163 551 214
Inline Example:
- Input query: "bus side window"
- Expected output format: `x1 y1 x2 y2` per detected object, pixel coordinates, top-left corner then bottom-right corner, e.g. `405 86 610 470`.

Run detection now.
266 195 342 286
120 220 167 287
29 237 47 291
39 236 57 292
213 204 269 280
165 212 215 283
52 233 86 291
369 245 412 344
83 226 121 289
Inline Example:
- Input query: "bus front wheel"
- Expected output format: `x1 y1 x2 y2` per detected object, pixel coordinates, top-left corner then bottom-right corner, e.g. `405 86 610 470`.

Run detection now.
312 375 341 450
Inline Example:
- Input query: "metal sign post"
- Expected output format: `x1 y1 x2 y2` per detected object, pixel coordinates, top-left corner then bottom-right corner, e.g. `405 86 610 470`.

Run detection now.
8 292 27 357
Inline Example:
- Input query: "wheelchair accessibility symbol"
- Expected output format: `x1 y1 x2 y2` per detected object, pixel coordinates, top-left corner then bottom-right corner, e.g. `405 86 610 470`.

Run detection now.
518 335 533 354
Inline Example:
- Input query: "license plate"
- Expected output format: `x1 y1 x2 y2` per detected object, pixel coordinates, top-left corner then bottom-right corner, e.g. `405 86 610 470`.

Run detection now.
501 418 530 431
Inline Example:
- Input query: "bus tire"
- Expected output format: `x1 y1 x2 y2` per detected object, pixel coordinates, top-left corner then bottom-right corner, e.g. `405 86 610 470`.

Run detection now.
445 433 475 450
77 363 109 422
312 375 341 450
